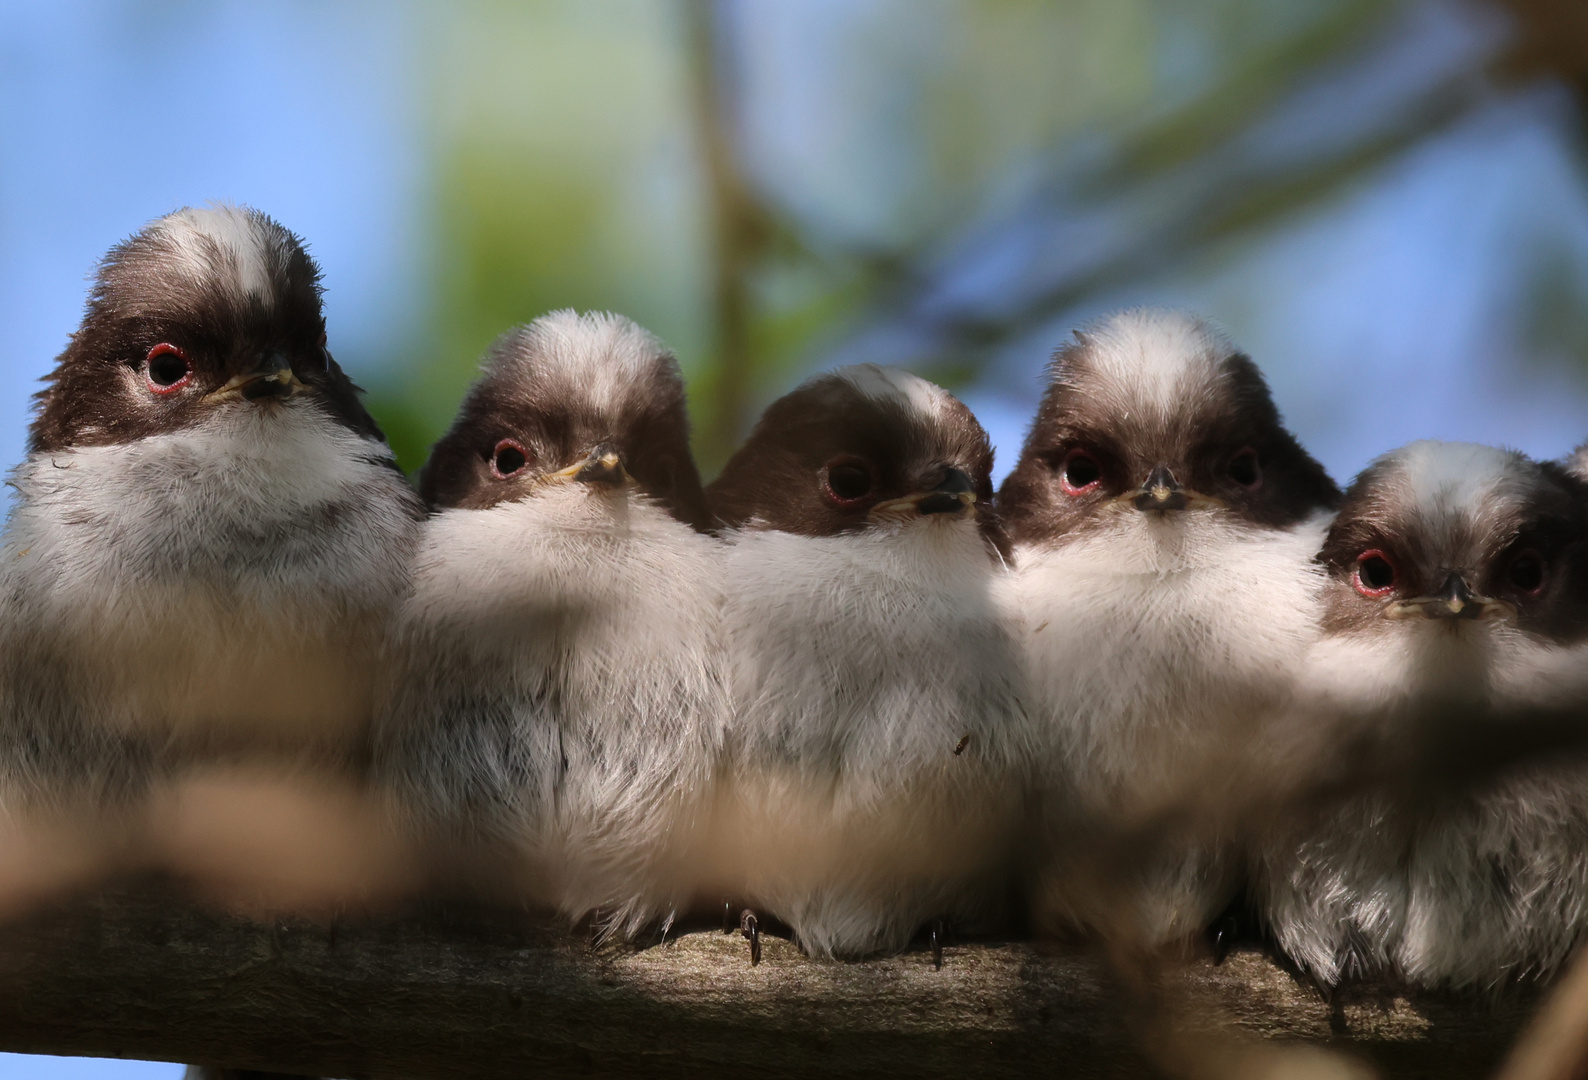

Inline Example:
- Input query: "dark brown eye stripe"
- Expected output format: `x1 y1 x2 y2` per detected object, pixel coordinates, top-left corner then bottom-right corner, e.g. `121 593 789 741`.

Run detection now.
1227 447 1261 489
1507 549 1545 595
821 456 874 505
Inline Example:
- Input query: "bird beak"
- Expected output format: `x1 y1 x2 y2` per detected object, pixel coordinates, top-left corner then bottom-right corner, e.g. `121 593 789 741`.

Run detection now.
1117 464 1224 512
1384 571 1505 621
548 444 630 488
204 352 304 404
873 467 978 518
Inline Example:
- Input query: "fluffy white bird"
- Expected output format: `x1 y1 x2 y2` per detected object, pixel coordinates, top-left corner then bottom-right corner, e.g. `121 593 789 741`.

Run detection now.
704 364 1032 960
996 309 1341 948
1256 440 1588 988
1565 441 1588 483
0 204 422 803
375 311 724 940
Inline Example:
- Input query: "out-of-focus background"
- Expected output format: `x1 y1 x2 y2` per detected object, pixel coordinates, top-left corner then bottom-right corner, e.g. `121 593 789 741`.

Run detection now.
2 0 1588 1071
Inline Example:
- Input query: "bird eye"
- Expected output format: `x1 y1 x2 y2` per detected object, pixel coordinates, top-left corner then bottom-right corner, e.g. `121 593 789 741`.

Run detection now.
1057 449 1102 496
1506 549 1545 596
1353 549 1397 597
1227 447 1262 489
822 456 874 505
144 343 190 393
491 438 530 479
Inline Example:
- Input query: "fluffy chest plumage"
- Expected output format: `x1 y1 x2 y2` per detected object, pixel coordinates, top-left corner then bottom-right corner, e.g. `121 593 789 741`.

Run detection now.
0 405 420 747
721 520 1024 781
1009 510 1331 807
392 486 726 781
1260 623 1588 986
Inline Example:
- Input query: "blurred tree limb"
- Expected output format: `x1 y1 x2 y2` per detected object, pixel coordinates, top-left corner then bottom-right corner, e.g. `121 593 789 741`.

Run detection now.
811 0 1466 376
802 0 1588 387
369 0 1588 469
0 882 1545 1080
686 0 773 469
0 685 1586 1080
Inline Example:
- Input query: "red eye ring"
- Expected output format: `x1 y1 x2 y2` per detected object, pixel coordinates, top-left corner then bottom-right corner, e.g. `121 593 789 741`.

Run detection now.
144 343 191 394
1353 549 1398 598
1057 449 1102 496
490 438 531 479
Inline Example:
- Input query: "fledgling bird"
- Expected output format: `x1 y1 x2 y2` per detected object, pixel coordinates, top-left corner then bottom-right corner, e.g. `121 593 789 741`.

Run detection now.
1256 440 1588 988
374 311 724 939
705 364 1032 960
0 204 423 802
1564 441 1588 484
996 309 1341 948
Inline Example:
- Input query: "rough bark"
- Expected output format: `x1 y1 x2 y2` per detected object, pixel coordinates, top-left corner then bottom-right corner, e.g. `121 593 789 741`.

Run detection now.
0 883 1545 1079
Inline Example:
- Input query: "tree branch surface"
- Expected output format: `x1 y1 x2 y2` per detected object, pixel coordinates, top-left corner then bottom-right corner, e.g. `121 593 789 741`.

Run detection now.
0 885 1543 1079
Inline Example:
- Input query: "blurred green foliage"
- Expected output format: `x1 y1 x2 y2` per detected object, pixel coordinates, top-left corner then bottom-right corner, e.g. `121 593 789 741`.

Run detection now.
363 0 1588 477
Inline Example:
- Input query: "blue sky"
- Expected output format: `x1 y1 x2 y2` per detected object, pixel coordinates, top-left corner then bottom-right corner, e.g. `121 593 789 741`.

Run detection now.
0 1056 179 1080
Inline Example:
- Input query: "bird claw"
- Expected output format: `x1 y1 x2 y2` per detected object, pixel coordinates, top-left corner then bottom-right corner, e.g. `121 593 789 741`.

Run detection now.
1211 915 1238 965
722 899 733 935
739 909 762 966
931 919 944 970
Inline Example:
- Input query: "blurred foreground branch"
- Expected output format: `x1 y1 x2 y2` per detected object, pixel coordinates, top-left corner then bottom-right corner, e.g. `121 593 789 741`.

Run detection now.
0 700 1580 1077
0 882 1545 1080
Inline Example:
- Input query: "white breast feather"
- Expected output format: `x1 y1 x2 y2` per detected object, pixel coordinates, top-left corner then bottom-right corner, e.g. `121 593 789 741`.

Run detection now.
713 516 1032 958
1011 507 1333 942
0 401 421 791
1259 622 1588 987
377 484 726 938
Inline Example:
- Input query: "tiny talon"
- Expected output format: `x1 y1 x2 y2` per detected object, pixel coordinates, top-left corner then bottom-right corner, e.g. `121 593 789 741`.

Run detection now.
1211 915 1238 965
722 899 732 935
739 909 761 966
931 920 944 970
953 734 970 756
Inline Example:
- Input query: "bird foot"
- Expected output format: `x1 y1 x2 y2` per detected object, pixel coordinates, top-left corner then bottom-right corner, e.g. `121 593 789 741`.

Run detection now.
722 899 733 935
1210 915 1239 965
930 919 944 971
739 909 762 966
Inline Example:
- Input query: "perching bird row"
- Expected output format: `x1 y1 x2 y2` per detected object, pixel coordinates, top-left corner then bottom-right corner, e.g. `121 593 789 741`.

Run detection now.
4 204 1587 992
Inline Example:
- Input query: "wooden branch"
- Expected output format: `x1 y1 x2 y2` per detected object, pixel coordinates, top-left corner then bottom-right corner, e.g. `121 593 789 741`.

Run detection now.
0 882 1545 1079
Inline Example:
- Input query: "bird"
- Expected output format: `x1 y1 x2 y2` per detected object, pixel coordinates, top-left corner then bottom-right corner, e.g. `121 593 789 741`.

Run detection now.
995 308 1342 951
0 203 423 806
704 363 1032 961
373 310 725 941
1254 440 1588 988
1564 440 1588 483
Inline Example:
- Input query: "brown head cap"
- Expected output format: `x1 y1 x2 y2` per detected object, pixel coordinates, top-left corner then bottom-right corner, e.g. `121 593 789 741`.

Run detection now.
32 204 384 452
419 310 710 531
707 364 1007 558
998 309 1340 546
